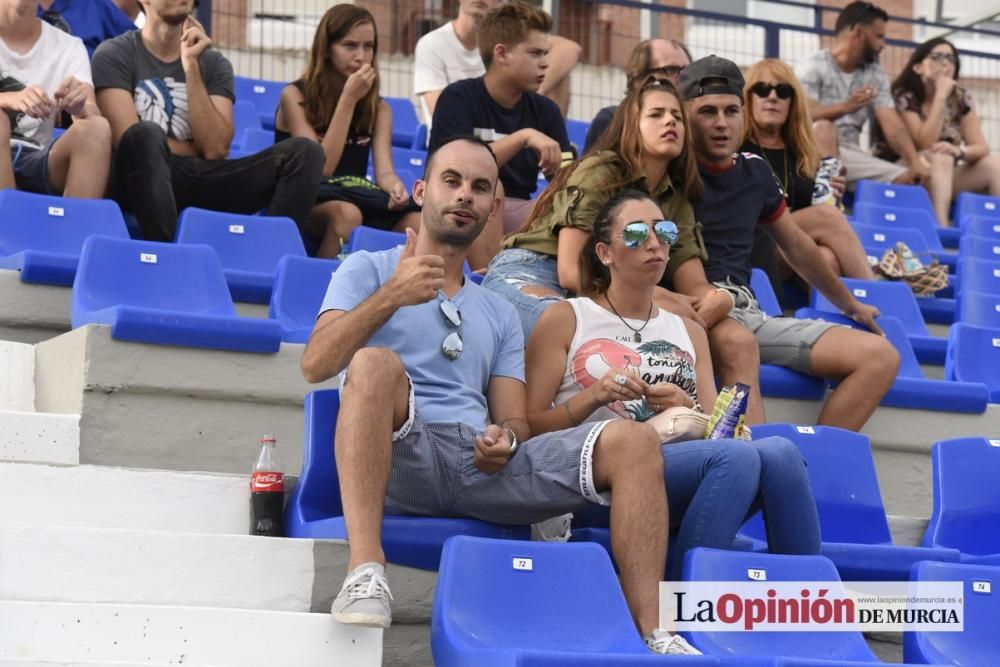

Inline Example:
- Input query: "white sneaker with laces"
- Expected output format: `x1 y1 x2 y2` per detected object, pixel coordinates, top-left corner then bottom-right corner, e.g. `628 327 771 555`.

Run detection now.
330 562 394 628
644 628 702 655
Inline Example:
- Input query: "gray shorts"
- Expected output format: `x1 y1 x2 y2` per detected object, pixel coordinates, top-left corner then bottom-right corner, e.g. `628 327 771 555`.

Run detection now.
379 377 613 526
718 281 836 374
840 144 908 184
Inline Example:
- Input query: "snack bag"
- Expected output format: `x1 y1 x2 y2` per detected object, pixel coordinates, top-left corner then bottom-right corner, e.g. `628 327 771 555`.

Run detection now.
704 383 751 440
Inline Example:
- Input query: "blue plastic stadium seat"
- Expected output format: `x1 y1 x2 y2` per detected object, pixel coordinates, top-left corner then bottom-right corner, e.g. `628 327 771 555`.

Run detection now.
924 437 1000 560
392 146 427 174
855 179 934 213
175 208 306 304
284 390 530 570
904 560 1000 665
231 100 262 151
71 236 282 353
238 127 275 154
566 119 590 155
852 222 935 256
957 289 1000 329
961 215 1000 239
961 233 1000 262
269 255 340 343
954 191 1000 226
432 536 717 667
946 323 1000 402
748 269 827 400
852 202 944 253
957 257 1000 296
345 226 405 253
739 424 960 580
811 278 946 365
412 123 428 151
234 75 283 130
682 547 881 663
0 191 129 285
385 96 420 149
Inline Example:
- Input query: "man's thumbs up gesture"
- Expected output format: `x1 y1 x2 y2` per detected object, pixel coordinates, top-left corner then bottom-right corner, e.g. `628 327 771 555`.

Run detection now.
386 228 445 306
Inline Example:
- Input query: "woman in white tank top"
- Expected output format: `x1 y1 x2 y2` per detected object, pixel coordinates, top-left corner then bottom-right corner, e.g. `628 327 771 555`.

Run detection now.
526 190 822 581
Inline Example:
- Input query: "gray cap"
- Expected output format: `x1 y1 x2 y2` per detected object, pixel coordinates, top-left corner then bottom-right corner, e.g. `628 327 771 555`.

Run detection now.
677 55 745 100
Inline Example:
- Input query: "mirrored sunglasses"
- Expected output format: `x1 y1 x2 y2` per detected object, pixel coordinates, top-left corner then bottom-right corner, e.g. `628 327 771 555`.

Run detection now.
751 82 794 100
620 220 679 249
439 295 463 361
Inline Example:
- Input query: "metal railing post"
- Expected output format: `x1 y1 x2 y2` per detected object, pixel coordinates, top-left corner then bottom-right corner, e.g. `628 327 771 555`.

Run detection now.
764 25 780 59
197 0 213 36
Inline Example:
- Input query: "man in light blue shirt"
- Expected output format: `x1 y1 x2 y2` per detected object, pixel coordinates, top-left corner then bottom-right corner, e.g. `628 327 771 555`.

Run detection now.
301 135 673 652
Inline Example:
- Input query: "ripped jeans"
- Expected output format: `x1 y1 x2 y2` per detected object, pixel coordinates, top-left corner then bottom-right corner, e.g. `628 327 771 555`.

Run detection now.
481 248 569 340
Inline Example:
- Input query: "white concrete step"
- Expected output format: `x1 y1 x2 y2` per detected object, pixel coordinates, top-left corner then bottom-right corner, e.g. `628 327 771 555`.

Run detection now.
0 527 324 612
0 341 34 411
0 462 248 534
0 411 79 465
0 600 380 666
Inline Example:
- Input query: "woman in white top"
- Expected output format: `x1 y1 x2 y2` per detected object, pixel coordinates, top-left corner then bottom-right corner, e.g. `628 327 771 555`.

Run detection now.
526 189 822 582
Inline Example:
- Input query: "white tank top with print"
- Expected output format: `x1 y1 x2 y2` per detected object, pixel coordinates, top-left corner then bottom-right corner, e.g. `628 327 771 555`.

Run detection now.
554 297 699 422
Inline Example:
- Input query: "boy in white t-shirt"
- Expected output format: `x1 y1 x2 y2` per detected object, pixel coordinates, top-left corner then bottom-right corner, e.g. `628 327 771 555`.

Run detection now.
413 0 580 123
0 0 111 197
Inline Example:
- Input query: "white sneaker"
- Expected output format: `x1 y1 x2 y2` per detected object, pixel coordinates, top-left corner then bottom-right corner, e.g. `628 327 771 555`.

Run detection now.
330 562 393 628
532 513 573 542
644 628 702 655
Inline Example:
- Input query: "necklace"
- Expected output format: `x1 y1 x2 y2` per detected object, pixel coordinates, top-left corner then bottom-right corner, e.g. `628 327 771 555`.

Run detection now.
604 293 653 343
758 144 790 196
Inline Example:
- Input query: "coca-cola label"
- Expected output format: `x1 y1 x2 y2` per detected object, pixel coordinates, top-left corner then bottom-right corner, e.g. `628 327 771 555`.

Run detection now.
251 471 284 493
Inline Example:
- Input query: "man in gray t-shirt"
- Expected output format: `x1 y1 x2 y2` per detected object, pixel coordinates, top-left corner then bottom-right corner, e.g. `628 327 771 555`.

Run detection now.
796 1 927 185
91 0 323 242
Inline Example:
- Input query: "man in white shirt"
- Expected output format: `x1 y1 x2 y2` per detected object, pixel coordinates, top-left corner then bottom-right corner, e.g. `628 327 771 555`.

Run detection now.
0 0 111 197
413 0 580 123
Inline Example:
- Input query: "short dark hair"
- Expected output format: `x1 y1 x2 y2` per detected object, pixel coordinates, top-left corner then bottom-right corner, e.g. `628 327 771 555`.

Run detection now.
423 135 498 180
835 1 889 34
478 2 552 68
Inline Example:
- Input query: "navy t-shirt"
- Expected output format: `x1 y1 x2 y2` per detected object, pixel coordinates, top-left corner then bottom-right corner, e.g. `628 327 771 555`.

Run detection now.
694 153 787 287
428 76 570 200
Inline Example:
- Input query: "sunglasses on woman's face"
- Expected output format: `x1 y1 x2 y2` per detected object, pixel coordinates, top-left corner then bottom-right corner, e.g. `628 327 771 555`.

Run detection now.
928 52 957 65
751 82 794 100
619 220 679 249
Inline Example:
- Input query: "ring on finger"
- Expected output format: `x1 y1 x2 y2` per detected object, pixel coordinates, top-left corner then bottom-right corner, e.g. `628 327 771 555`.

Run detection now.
614 374 627 386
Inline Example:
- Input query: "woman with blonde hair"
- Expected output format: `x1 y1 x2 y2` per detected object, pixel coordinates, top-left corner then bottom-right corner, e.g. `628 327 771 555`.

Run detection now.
741 59 874 289
275 5 420 258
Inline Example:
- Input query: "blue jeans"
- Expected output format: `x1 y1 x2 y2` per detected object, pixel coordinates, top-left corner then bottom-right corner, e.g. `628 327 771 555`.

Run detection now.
481 248 567 340
577 436 821 580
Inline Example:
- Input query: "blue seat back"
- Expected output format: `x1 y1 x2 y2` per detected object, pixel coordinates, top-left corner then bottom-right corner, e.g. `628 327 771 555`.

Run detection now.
294 389 344 519
852 202 942 251
963 215 1000 239
750 268 782 317
234 76 283 129
412 123 428 150
346 226 405 254
0 190 128 256
240 127 275 153
855 179 934 212
72 235 237 318
746 424 893 544
961 234 1000 261
433 536 646 657
385 96 420 148
566 119 590 154
958 257 1000 296
682 547 878 661
927 438 1000 555
851 222 932 255
905 560 1000 665
955 191 1000 225
269 255 341 335
811 278 929 336
946 323 1000 394
175 208 306 273
232 100 262 140
958 289 1000 328
392 147 427 175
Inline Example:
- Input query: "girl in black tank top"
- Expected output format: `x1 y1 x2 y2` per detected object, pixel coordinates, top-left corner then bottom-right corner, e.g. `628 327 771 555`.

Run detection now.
274 5 420 258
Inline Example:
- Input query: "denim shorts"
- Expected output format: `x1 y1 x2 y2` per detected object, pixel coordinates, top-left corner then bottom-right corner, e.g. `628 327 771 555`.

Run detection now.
481 248 568 340
10 139 56 194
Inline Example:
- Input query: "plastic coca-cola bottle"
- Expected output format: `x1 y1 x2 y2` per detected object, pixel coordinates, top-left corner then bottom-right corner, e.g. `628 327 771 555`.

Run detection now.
250 434 284 537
